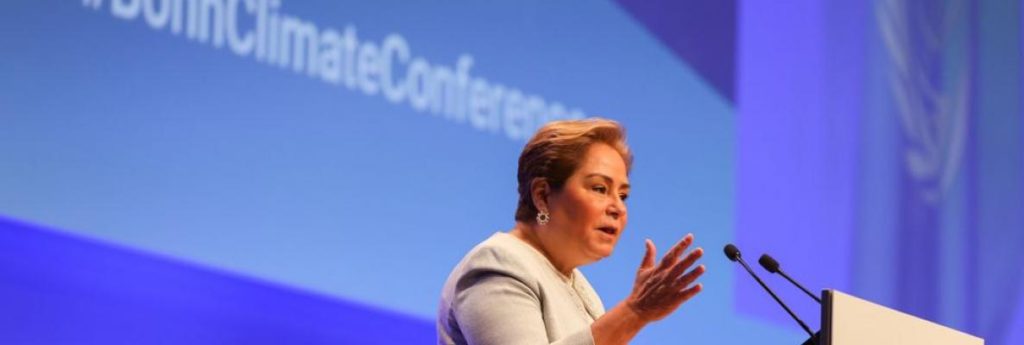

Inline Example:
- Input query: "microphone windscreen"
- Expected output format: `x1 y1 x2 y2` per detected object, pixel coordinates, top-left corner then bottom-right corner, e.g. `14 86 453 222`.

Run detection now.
723 244 740 261
759 254 780 273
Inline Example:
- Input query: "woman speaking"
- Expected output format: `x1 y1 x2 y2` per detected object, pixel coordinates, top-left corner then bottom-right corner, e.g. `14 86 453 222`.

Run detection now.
437 118 706 345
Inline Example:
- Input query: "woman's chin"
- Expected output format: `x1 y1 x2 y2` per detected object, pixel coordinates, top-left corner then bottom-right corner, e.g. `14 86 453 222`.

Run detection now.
587 244 616 261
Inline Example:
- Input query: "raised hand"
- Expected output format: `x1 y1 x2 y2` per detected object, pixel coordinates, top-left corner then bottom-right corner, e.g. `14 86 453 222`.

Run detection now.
625 233 705 322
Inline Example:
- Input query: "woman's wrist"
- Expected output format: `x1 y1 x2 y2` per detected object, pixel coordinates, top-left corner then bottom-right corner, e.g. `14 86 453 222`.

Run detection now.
591 301 650 345
623 297 652 324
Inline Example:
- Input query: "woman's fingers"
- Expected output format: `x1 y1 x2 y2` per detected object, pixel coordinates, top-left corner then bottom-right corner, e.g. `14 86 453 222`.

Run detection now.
675 264 706 288
626 235 707 323
675 282 703 302
657 234 693 270
666 247 704 280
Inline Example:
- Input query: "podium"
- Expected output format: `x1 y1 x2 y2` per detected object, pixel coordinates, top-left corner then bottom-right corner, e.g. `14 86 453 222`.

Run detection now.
818 290 984 345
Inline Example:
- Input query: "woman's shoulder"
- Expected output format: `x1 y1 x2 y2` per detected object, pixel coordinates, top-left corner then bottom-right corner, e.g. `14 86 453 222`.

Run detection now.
460 233 542 274
442 232 553 289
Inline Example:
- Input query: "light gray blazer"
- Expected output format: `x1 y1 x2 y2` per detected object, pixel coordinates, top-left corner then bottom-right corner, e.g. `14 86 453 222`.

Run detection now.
438 232 606 345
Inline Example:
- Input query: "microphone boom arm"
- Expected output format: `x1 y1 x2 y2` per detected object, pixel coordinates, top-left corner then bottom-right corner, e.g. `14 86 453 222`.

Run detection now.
735 255 815 337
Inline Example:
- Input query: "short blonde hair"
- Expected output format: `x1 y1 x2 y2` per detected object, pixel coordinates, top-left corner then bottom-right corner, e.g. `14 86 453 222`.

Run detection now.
515 118 632 222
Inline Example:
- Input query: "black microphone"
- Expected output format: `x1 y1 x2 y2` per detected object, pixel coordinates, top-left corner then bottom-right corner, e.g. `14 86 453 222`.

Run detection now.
759 253 821 304
724 244 815 338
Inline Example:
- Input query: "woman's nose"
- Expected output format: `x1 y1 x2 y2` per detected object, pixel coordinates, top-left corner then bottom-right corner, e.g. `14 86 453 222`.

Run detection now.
607 200 624 219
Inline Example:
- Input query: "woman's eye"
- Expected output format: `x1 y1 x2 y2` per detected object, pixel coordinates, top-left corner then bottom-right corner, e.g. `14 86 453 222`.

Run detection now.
619 194 629 201
592 185 607 193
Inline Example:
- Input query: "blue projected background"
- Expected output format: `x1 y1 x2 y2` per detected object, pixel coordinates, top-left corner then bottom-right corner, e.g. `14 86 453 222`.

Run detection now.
1 1 1021 344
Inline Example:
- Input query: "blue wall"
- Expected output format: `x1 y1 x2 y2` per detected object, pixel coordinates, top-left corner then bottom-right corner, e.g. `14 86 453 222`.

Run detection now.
1 0 1021 344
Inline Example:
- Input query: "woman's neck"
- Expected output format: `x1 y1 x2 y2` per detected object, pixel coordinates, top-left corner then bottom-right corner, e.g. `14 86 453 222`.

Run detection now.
510 222 575 276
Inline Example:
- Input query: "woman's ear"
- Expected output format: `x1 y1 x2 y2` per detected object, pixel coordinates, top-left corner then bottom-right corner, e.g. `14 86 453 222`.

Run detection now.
530 177 550 213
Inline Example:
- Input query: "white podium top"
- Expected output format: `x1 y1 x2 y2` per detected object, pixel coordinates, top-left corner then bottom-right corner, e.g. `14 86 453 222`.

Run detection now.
824 290 983 345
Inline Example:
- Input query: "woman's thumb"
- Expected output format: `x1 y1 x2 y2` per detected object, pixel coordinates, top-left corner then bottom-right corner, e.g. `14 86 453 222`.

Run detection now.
639 239 656 269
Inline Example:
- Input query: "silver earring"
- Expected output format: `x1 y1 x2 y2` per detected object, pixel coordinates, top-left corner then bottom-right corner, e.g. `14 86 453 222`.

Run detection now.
536 210 550 225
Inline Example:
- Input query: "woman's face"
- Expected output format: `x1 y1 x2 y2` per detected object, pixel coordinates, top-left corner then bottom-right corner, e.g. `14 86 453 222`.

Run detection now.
543 143 630 267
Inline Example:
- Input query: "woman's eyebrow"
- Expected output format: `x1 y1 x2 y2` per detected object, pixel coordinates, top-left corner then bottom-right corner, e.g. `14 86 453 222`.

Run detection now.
585 173 630 189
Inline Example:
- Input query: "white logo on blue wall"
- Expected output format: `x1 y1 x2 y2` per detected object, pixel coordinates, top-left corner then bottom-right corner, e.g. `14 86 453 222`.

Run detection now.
877 0 969 204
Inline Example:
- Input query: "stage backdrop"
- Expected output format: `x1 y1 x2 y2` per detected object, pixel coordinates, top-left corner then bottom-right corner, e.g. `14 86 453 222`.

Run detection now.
1 1 1021 344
